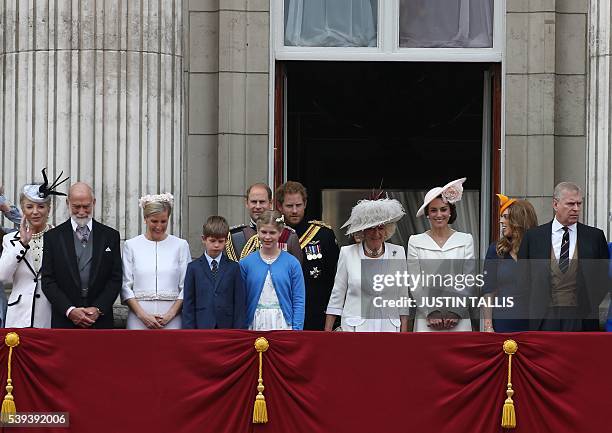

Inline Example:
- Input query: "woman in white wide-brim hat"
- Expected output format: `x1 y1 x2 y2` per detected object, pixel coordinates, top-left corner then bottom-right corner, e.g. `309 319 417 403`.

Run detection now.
408 178 475 332
325 196 409 332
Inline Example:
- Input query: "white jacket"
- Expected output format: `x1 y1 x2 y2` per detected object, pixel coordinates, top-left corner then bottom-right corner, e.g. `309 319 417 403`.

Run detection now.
326 242 408 328
407 231 475 332
0 231 52 328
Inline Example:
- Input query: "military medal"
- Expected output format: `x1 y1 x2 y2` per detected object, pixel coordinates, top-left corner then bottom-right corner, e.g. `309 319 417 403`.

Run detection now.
310 267 321 279
306 241 323 260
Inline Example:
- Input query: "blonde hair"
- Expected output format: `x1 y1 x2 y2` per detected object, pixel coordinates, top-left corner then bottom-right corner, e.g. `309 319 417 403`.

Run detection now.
143 201 172 219
496 200 538 256
256 210 284 231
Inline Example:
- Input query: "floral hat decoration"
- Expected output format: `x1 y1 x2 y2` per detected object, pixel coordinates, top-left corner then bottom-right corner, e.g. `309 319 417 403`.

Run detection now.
341 190 406 236
22 168 70 204
138 193 174 208
416 177 466 217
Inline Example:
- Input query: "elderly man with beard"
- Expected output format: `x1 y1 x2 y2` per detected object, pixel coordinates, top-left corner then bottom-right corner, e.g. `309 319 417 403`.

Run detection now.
276 181 339 330
41 182 122 328
225 183 302 263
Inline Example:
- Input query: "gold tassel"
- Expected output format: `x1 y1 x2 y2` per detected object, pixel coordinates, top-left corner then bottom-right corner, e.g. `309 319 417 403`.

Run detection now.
501 339 518 429
252 337 269 424
1 332 20 423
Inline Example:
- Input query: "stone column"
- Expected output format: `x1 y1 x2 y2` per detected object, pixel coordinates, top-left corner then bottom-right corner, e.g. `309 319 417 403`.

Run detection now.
586 0 612 237
186 0 269 256
505 0 589 224
0 0 183 239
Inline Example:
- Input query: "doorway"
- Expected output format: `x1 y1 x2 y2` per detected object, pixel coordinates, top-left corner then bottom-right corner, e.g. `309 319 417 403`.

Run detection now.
277 61 499 254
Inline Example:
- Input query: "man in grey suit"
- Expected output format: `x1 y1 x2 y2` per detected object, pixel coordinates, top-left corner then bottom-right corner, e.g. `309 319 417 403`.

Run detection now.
41 182 122 328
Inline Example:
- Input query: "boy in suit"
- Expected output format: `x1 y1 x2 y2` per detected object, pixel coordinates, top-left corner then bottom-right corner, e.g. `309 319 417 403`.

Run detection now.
182 216 247 329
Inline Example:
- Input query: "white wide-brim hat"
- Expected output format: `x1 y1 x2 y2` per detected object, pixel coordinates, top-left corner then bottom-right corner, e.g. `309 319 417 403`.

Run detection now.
416 177 467 217
341 198 406 235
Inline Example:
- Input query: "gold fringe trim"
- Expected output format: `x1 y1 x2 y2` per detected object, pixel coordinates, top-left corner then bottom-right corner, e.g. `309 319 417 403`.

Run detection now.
225 232 239 262
253 337 269 424
241 235 261 260
1 333 20 423
501 339 518 429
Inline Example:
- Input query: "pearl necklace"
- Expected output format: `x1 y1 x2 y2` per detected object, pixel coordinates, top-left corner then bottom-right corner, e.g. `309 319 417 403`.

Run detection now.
29 225 51 273
363 242 384 257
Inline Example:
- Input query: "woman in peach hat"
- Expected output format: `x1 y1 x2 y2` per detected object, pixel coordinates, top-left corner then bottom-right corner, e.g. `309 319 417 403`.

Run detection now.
408 178 475 332
481 194 537 332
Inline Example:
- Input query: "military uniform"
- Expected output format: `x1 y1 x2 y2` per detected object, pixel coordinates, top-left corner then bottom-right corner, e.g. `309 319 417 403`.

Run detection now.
292 219 340 330
225 220 303 263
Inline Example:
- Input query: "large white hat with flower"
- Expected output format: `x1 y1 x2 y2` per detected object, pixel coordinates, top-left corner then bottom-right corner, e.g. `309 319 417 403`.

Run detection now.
416 177 466 217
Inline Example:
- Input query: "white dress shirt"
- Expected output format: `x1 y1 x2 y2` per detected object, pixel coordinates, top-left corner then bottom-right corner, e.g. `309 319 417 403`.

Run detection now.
551 217 577 260
204 251 222 271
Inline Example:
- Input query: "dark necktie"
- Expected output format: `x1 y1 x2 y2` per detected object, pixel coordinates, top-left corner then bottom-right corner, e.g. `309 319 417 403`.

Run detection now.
559 226 570 273
211 259 218 277
77 225 90 246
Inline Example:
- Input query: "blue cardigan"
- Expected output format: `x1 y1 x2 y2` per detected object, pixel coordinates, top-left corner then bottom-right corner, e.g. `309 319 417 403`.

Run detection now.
239 250 305 330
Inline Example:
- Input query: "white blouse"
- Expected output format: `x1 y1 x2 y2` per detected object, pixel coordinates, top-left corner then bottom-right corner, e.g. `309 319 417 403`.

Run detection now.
121 234 192 302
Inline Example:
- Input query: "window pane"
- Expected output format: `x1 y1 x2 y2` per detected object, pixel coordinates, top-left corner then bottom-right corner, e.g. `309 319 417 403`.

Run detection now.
284 0 378 47
399 0 493 48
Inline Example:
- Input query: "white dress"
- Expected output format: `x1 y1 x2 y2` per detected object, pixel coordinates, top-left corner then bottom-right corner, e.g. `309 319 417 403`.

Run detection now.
249 256 292 331
0 228 52 328
407 231 475 332
121 234 191 329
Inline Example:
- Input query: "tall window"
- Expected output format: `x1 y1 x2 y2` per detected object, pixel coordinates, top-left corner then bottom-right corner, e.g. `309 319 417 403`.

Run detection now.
274 0 502 61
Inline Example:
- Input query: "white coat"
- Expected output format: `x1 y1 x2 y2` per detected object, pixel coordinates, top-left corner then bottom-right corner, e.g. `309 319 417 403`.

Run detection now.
0 231 52 328
407 231 475 332
326 242 408 331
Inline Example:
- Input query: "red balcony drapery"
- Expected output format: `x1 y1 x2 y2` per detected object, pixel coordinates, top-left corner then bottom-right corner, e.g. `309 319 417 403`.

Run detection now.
0 330 609 433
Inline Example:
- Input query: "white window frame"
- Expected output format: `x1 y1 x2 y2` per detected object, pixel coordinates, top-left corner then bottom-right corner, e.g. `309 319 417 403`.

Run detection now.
272 0 505 62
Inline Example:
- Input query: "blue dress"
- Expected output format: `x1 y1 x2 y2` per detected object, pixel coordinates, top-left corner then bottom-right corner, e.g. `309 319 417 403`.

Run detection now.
482 243 530 332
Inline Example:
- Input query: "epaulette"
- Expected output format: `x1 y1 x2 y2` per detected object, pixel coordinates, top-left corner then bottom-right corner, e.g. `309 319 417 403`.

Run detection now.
284 225 296 233
229 224 247 232
308 220 332 230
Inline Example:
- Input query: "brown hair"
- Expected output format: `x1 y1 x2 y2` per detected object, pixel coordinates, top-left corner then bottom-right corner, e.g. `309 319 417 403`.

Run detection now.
496 199 538 256
203 216 229 238
276 181 307 205
425 196 458 224
256 210 284 231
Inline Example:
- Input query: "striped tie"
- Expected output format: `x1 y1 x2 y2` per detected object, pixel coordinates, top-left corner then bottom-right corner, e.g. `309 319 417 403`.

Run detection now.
559 226 570 273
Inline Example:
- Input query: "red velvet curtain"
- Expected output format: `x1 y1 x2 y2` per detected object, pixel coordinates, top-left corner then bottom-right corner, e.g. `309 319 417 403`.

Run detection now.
0 330 609 433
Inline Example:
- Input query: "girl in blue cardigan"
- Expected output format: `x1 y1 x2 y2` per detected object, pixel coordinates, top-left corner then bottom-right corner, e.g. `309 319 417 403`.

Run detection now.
240 210 305 330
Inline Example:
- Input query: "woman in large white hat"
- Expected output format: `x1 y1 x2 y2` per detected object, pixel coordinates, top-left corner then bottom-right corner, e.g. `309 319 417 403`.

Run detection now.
408 178 475 332
325 196 409 332
0 169 68 328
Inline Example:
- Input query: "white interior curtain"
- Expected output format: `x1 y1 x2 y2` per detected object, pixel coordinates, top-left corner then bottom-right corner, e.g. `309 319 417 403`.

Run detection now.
284 0 377 47
399 0 493 48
